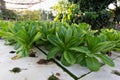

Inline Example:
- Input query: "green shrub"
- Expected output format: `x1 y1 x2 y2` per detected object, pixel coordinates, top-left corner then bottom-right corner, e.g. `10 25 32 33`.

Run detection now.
80 10 113 29
53 1 80 24
0 9 17 20
17 10 40 21
0 10 41 21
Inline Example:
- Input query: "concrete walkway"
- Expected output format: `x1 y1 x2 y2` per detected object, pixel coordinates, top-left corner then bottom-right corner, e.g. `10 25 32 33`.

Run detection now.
0 40 73 80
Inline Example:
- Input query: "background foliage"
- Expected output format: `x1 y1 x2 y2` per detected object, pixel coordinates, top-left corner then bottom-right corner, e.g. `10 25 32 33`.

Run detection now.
53 0 119 29
0 9 17 20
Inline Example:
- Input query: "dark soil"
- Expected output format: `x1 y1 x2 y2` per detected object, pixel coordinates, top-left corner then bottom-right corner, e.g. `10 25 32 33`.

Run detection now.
56 73 60 76
10 67 21 73
106 51 112 56
29 50 37 57
56 56 61 61
37 59 50 65
29 53 36 57
48 75 60 80
9 51 16 54
10 67 27 73
112 70 120 76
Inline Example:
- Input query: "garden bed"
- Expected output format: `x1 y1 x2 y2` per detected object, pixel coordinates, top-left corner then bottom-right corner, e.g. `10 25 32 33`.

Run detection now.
1 21 120 80
1 39 120 80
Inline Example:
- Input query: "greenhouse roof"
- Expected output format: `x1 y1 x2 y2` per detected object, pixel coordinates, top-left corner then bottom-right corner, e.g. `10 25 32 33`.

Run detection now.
4 0 43 10
4 0 60 11
4 0 42 4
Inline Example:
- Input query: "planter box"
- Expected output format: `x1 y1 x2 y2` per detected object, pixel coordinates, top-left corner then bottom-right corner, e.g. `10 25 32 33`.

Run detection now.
1 39 120 80
0 40 73 80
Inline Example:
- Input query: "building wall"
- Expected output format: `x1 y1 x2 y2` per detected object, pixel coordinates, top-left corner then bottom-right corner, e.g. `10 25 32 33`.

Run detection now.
0 0 5 11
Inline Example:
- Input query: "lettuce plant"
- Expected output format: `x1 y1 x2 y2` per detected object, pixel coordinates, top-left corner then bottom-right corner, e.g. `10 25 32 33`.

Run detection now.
70 35 115 71
13 21 41 56
0 21 16 44
47 23 115 71
1 21 41 56
100 29 120 52
47 23 91 66
35 21 57 45
0 21 118 71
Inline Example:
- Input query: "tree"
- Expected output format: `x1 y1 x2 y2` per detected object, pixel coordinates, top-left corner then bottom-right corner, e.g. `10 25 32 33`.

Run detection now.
69 0 116 11
53 0 118 29
112 0 120 23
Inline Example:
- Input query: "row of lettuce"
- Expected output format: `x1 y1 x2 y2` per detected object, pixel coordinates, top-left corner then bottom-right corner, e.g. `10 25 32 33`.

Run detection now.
0 20 120 71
